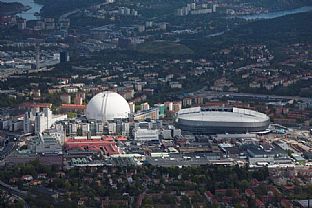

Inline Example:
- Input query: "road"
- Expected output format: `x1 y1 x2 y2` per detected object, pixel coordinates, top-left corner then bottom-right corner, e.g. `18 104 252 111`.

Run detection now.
0 141 16 160
59 1 110 20
0 139 26 206
192 90 312 102
0 131 24 159
59 9 80 20
0 180 30 208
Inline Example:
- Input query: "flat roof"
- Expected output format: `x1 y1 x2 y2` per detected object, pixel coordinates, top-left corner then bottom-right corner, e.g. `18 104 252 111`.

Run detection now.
178 111 267 123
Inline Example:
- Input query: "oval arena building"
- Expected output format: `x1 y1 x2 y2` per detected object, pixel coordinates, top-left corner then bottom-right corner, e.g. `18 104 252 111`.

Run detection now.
176 107 270 134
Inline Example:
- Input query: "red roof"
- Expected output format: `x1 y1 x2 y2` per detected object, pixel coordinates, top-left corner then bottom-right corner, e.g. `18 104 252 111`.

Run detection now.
19 102 52 109
60 104 86 110
205 191 214 198
64 138 120 155
115 136 127 141
255 199 265 207
240 200 248 208
251 179 260 186
281 199 293 208
245 189 255 197
102 136 114 141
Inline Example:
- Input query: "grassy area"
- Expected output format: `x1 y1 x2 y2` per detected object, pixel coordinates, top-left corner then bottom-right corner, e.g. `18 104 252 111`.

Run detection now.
136 41 194 55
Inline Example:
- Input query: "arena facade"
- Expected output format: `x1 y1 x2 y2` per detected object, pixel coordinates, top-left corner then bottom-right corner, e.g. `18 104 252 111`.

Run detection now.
176 107 270 134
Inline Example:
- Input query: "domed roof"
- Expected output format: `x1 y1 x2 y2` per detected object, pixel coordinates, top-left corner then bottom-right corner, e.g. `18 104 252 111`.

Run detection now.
86 91 130 122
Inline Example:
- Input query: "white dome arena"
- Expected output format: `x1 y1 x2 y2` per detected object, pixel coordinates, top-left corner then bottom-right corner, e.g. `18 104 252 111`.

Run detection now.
86 91 130 122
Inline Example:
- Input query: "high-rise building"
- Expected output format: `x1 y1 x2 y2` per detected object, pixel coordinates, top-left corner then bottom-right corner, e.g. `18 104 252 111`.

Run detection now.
115 119 123 135
69 123 78 135
129 102 136 113
44 18 55 30
164 101 173 112
159 22 167 30
35 21 45 30
132 9 138 16
60 94 71 104
17 19 27 30
137 25 145 32
81 123 90 136
119 7 125 15
122 122 130 136
23 112 31 133
108 122 117 134
145 21 153 28
135 82 144 91
74 95 83 105
35 112 48 134
141 102 150 111
190 3 196 10
182 97 192 107
59 18 70 30
133 108 159 121
154 104 165 118
212 4 217 12
60 51 69 63
125 8 131 15
177 8 184 16
172 101 182 113
34 108 52 133
194 96 204 105
25 107 67 134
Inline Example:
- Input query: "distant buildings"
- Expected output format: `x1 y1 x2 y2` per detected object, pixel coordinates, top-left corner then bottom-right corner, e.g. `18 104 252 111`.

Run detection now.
177 2 217 16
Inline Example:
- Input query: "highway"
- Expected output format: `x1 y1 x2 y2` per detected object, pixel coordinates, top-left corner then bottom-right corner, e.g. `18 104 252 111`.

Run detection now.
0 133 31 160
0 142 16 158
0 134 29 207
59 1 110 20
193 90 312 102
